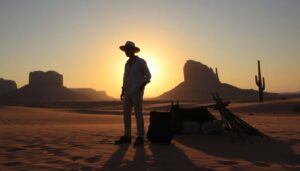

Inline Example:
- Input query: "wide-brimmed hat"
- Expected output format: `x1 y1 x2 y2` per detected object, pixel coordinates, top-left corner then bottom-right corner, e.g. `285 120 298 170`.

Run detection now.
119 41 140 53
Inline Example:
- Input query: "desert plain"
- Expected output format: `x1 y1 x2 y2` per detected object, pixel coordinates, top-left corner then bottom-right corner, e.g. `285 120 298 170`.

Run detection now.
0 98 300 171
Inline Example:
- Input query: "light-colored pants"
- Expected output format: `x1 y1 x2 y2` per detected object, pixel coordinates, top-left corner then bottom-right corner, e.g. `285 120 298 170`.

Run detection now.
123 89 144 138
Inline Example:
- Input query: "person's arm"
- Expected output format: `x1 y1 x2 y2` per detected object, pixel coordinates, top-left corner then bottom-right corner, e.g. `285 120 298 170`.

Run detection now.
120 88 125 101
121 64 127 100
139 60 151 90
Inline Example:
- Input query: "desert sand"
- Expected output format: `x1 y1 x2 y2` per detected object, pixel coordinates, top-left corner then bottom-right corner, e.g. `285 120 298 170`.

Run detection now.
0 98 300 171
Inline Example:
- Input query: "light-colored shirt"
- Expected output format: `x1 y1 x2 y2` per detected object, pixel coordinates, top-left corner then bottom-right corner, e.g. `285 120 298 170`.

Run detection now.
122 56 151 95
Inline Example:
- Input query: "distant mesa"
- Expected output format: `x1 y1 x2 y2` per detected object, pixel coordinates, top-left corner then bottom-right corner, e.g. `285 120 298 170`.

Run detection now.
0 71 113 104
158 60 276 100
70 88 114 101
0 78 17 95
2 71 80 103
29 71 63 88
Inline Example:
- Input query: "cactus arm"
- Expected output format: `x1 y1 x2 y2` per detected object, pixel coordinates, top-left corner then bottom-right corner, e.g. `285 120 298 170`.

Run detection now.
262 77 265 90
255 75 259 85
257 60 261 77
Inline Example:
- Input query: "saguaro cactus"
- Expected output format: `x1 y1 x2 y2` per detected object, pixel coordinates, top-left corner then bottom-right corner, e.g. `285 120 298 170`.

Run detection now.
215 67 219 79
255 60 265 102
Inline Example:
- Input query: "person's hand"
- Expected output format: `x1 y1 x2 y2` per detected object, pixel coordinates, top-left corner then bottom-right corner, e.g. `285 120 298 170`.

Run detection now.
139 85 145 91
120 93 125 101
139 82 147 91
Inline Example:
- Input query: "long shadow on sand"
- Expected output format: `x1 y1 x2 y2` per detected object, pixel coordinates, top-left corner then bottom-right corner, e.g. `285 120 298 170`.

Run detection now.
147 143 212 171
175 134 300 169
101 143 212 171
101 144 130 171
71 109 123 115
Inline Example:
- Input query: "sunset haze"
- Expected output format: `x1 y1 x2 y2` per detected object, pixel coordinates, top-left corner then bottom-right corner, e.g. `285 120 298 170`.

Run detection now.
1 0 299 98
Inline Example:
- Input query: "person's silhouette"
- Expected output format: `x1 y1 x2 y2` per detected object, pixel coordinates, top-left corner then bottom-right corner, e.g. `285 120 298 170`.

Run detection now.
115 41 151 146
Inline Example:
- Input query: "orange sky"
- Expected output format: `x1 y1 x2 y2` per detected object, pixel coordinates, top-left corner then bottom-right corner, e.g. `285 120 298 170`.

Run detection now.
0 1 299 98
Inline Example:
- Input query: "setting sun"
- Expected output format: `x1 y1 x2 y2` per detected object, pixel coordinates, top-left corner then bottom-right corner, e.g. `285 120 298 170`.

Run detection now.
143 53 164 98
146 57 158 79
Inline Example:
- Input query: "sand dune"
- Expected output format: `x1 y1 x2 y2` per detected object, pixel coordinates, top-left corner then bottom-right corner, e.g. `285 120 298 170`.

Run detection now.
0 99 300 170
229 98 300 115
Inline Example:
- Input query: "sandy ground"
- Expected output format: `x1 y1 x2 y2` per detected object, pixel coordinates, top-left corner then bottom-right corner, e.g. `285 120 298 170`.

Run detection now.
0 99 300 171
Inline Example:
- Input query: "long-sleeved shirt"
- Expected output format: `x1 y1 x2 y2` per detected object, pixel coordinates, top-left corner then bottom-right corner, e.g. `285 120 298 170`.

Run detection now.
122 56 151 95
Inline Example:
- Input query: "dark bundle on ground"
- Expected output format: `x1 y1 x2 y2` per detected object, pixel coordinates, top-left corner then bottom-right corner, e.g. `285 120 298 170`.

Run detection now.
294 104 300 113
171 102 217 134
211 93 270 143
147 111 173 144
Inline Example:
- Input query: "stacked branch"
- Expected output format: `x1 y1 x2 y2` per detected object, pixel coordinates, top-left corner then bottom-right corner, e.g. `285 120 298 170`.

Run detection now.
211 93 270 143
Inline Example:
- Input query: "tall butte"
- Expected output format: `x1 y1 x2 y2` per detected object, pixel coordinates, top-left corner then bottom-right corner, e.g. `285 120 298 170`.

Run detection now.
159 60 272 100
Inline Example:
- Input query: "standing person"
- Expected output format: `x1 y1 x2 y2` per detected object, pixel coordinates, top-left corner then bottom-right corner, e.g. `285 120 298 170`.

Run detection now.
115 41 151 146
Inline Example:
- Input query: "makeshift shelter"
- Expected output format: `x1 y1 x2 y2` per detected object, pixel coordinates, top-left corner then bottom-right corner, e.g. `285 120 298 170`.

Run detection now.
211 93 270 143
148 93 269 143
170 101 221 134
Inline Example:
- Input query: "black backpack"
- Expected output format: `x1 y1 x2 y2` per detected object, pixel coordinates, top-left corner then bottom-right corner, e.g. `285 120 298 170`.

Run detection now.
147 111 173 144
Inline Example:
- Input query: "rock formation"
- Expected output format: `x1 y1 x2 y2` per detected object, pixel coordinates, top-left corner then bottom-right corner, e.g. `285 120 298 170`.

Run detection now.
1 71 113 103
2 71 77 103
0 78 17 95
159 60 274 100
70 88 114 101
29 71 63 88
184 60 220 85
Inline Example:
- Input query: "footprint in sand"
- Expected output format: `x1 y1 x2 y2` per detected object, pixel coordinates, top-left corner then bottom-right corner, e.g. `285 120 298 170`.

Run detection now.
84 155 101 163
98 140 114 144
65 163 81 170
5 147 25 152
253 161 270 167
71 144 90 149
22 144 40 149
70 156 84 161
46 159 69 165
218 160 239 165
40 146 67 157
65 163 96 171
80 165 95 171
48 149 67 157
2 161 22 166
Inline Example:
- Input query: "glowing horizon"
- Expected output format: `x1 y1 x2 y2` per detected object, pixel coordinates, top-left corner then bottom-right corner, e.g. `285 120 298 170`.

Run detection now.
1 1 300 98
